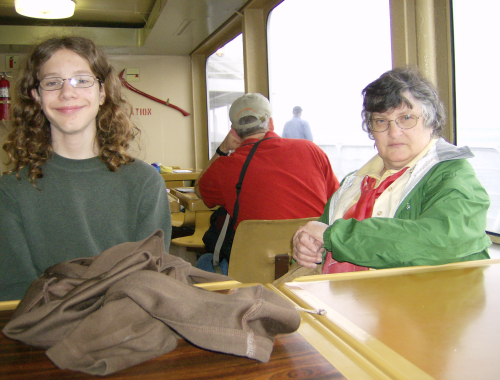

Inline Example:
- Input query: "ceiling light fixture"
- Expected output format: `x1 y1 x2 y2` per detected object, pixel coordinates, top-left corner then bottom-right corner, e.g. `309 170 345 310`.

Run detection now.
15 0 76 19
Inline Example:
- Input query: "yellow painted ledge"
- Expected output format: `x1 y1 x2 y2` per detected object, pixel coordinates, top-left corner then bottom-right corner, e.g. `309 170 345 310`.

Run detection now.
0 300 20 311
0 281 246 311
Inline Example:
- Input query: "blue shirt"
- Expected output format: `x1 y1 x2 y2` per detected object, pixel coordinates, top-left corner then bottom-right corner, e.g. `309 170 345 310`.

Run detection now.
282 116 313 141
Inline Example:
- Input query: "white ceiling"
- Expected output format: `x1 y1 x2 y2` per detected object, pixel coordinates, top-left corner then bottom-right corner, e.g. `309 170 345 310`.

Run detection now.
0 0 248 55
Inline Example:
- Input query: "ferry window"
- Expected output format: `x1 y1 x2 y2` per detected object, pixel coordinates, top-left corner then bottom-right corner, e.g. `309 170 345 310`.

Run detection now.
452 2 500 234
267 0 392 180
206 35 244 158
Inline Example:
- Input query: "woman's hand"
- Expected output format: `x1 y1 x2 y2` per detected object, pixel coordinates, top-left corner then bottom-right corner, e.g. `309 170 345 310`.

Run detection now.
292 221 328 269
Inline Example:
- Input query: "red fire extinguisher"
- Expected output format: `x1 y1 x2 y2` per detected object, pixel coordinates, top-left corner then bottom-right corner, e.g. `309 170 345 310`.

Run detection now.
0 72 12 121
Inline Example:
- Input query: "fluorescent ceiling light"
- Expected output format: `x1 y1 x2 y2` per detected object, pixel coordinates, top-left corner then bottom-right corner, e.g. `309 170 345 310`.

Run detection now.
15 0 76 19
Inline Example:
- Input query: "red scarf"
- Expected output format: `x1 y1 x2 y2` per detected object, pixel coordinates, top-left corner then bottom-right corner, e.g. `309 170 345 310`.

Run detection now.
322 167 409 274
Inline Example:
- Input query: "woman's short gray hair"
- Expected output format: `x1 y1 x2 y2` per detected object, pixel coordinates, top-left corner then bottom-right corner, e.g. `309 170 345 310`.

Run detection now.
361 66 446 139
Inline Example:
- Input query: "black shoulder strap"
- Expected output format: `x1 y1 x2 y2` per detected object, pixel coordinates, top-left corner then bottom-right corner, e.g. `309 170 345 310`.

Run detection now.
231 137 275 225
212 136 276 272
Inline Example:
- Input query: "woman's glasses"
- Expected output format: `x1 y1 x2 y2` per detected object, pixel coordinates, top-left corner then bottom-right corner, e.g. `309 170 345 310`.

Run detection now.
39 75 100 91
369 114 421 133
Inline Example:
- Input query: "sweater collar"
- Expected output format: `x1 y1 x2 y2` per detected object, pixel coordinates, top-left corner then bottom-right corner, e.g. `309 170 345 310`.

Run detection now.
49 152 106 171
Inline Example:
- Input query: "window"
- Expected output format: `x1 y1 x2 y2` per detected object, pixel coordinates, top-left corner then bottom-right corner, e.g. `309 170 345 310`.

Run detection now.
206 35 244 158
267 0 392 180
453 1 500 234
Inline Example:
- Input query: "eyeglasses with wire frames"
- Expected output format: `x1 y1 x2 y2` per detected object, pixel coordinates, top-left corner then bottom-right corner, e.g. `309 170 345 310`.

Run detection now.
39 75 101 91
369 114 422 133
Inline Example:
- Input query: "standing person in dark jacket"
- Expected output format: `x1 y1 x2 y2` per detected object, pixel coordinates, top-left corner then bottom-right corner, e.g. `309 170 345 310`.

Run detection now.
0 36 171 301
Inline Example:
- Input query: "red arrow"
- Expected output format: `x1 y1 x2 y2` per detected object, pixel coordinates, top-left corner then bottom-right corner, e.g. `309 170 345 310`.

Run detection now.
118 69 190 117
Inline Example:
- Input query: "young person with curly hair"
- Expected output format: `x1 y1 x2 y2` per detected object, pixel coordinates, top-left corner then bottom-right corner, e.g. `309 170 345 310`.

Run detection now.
0 36 171 301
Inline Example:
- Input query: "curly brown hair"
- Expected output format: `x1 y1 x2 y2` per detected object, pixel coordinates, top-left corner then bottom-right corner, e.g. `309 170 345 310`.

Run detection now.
3 36 139 185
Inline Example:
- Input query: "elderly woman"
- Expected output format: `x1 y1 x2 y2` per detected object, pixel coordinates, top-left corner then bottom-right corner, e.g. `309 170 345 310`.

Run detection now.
293 67 491 274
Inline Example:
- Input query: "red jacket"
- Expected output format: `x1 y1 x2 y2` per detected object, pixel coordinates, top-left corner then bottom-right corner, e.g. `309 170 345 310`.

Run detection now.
199 131 339 228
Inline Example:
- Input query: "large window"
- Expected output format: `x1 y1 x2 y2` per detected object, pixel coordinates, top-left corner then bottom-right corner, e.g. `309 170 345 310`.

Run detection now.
268 0 392 180
206 35 244 158
453 1 500 234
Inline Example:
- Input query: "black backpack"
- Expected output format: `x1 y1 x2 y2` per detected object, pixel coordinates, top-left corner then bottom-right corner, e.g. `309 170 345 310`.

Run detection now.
202 207 234 262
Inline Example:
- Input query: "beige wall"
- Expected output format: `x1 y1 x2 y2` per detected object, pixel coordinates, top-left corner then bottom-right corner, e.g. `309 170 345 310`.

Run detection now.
109 55 195 168
0 53 195 174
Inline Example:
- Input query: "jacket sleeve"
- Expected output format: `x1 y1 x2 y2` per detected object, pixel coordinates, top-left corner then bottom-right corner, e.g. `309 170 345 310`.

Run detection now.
0 188 38 301
322 159 491 268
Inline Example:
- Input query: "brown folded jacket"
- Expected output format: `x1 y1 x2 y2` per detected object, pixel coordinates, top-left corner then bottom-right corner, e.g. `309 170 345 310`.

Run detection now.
2 230 300 375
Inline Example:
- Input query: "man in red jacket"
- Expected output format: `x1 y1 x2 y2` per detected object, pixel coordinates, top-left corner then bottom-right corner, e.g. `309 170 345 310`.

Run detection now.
194 93 339 274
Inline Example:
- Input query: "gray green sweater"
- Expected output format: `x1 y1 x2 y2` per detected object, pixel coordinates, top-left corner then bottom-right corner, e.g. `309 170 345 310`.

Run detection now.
0 153 171 301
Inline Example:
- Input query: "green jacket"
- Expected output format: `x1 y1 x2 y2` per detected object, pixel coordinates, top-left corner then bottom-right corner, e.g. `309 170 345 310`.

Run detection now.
320 139 491 269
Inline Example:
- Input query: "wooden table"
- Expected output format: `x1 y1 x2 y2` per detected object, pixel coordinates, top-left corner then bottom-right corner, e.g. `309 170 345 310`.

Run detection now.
169 188 216 248
0 308 345 380
279 258 500 380
170 187 214 212
168 192 181 213
161 170 201 189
